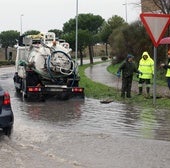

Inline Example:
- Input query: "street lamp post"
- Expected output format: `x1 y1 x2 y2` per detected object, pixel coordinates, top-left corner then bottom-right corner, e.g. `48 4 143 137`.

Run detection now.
123 0 128 22
20 14 24 35
75 0 78 62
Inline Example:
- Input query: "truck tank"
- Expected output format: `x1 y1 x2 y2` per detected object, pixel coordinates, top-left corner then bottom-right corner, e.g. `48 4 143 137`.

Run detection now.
14 32 84 100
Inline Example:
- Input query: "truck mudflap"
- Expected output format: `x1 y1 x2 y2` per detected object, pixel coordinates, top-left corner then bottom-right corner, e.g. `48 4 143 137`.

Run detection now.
25 85 85 100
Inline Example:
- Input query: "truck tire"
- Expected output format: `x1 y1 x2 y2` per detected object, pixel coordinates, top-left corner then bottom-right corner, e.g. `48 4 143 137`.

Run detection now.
3 126 13 137
15 87 21 93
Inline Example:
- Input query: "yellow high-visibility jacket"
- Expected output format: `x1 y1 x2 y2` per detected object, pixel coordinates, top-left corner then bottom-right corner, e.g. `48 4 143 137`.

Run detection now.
166 62 170 77
138 51 154 79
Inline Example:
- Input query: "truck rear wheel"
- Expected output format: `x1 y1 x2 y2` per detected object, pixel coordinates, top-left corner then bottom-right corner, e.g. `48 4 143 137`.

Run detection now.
15 87 21 93
3 126 13 137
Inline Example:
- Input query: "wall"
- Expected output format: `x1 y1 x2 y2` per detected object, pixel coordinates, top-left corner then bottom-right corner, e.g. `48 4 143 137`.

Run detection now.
0 48 17 61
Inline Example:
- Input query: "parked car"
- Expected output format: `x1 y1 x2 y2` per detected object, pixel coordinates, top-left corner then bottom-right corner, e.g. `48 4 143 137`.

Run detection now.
0 86 14 136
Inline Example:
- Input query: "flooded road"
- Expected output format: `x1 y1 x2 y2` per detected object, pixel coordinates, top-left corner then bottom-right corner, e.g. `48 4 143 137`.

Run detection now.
0 66 170 168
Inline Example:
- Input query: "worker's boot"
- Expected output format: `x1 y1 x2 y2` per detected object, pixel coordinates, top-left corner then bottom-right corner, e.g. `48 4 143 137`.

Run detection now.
146 87 150 98
138 87 142 95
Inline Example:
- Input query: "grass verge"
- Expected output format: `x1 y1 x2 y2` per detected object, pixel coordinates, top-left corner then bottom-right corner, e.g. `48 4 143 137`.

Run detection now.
0 60 15 66
79 62 170 110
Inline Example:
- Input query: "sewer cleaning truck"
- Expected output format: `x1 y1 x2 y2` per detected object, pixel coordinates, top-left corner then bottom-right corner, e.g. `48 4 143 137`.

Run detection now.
13 32 84 100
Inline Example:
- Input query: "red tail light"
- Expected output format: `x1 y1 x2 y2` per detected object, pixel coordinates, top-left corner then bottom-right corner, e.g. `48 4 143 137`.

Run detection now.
3 92 11 105
28 87 41 92
72 87 83 93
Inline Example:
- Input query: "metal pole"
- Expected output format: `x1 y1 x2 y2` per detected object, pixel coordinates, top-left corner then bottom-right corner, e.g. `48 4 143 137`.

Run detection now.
20 14 24 35
75 0 78 62
123 0 128 22
125 0 127 22
153 47 157 106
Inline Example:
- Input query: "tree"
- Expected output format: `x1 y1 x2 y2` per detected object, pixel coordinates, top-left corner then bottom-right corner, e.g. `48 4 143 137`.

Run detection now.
99 22 111 56
23 30 40 36
100 15 126 56
78 14 105 64
63 13 104 64
141 0 170 14
62 29 91 65
0 30 20 60
109 25 127 62
121 21 152 60
109 19 166 65
154 0 170 14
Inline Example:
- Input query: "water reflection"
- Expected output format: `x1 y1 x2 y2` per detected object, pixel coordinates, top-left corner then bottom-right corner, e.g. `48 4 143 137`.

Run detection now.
27 100 83 122
138 108 157 139
119 106 170 141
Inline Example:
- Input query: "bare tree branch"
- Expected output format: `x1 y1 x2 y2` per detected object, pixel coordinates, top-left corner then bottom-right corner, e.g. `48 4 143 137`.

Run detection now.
142 0 170 14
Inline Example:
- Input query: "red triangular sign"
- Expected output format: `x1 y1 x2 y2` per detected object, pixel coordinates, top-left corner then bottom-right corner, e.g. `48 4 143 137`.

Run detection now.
140 13 170 47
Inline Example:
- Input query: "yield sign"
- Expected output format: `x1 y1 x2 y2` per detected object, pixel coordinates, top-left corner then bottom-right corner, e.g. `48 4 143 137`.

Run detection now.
140 13 170 47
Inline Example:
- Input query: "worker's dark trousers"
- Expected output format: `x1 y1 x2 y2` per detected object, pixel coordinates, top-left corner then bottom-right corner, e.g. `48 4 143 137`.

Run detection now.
138 78 151 94
121 76 132 98
167 77 170 90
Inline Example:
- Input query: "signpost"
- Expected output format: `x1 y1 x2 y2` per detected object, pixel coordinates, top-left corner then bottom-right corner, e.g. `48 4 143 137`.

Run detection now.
140 13 170 105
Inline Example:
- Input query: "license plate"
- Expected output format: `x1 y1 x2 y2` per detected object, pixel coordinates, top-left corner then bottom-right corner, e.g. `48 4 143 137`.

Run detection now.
49 88 63 91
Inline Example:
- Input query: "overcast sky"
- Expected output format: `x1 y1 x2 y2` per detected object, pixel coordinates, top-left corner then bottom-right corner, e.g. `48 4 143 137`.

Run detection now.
1 0 141 33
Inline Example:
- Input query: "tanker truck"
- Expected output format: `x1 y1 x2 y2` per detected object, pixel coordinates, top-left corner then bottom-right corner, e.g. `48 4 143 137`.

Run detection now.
13 32 84 101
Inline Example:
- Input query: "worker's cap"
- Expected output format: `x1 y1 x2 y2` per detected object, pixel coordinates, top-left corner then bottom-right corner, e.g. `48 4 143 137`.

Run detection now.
127 54 134 59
